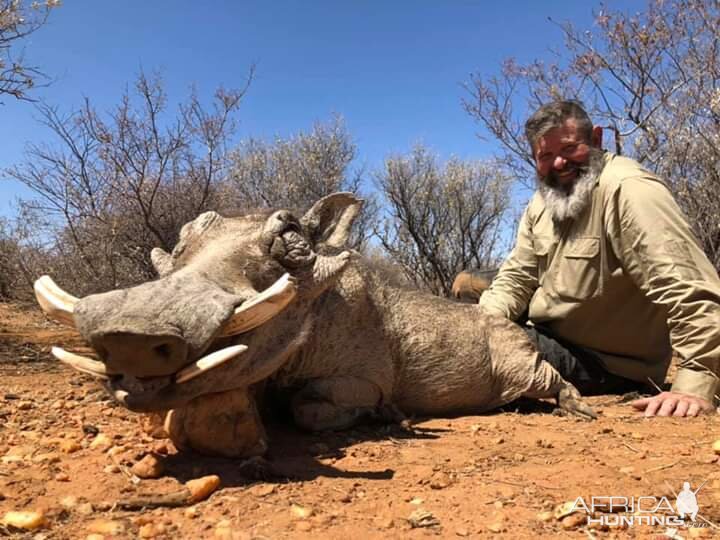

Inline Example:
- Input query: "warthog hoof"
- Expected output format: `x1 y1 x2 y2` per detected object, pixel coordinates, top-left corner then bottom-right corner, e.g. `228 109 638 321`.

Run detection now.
557 385 598 420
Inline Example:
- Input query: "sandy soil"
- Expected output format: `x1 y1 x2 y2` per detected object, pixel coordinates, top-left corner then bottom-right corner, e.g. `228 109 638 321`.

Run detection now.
1 302 719 539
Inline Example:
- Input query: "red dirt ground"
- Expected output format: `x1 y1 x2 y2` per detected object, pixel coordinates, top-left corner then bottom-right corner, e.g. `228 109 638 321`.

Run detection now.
1 302 719 539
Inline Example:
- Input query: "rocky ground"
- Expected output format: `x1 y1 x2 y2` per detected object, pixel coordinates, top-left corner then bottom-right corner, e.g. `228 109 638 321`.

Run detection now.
1 302 719 539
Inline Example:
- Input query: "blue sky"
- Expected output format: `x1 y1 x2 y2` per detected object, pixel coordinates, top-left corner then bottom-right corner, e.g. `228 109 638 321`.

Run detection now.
0 0 646 216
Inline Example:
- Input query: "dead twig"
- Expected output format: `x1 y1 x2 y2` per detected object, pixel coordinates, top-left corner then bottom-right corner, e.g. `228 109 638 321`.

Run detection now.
646 377 663 394
645 460 680 473
622 441 640 453
115 488 192 510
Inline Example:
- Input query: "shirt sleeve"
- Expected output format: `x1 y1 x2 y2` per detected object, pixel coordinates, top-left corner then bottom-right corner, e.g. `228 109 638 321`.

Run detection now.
606 176 720 403
478 204 539 321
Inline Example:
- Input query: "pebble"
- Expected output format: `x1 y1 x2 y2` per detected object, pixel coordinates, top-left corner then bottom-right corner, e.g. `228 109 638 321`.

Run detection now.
131 454 165 479
86 519 126 535
138 523 166 538
455 526 469 536
59 440 81 454
55 472 70 482
536 511 553 522
59 496 79 509
407 509 440 528
535 439 554 448
214 519 233 539
486 522 505 533
430 472 452 489
290 504 314 519
32 453 61 464
76 503 95 515
4 445 35 460
561 513 586 529
89 434 112 451
1 510 47 530
712 440 720 455
248 483 276 497
82 424 99 436
184 507 199 519
185 475 221 503
295 521 313 532
103 464 120 474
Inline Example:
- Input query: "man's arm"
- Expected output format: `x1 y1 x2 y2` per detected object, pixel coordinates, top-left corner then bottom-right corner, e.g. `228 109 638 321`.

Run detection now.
478 205 539 321
606 176 720 415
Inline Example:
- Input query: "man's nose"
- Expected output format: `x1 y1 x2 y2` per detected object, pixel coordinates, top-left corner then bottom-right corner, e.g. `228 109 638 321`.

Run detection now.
553 155 567 170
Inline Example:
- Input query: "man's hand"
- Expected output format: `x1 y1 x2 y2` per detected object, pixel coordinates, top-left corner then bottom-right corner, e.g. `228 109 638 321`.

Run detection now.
631 391 714 417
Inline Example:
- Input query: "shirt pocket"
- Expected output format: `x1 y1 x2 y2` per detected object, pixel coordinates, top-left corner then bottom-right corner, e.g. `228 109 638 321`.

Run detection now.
533 236 553 285
555 236 601 300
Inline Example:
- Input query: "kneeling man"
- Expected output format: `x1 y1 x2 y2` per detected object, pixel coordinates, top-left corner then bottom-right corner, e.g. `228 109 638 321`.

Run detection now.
479 100 720 417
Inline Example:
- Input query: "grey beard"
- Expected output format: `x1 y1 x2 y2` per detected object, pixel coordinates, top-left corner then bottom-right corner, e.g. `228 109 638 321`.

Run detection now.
538 151 604 223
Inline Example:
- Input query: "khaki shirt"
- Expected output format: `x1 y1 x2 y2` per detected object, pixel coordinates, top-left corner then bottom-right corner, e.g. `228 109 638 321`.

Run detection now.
479 153 720 403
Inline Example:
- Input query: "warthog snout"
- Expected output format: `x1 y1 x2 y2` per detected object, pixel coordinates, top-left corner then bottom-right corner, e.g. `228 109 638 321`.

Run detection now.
91 332 189 378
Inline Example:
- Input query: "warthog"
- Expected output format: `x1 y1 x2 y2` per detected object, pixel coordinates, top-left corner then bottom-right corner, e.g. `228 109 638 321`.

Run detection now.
35 193 595 458
451 269 498 303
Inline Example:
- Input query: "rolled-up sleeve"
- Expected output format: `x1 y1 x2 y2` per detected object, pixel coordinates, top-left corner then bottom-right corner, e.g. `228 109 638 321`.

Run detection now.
607 177 720 402
479 205 539 321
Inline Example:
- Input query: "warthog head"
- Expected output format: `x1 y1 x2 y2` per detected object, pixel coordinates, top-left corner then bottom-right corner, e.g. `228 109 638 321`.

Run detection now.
35 193 362 416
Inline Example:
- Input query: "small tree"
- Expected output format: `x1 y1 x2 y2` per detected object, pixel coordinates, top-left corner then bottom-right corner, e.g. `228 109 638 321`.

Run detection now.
376 145 511 296
226 116 377 250
0 0 58 102
465 0 720 270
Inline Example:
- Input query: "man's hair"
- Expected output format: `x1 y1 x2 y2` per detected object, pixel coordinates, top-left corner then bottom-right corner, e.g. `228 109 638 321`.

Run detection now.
525 100 593 151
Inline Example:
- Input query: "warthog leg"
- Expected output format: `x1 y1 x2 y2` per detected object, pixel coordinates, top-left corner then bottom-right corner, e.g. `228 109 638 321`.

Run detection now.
290 376 384 431
523 360 598 420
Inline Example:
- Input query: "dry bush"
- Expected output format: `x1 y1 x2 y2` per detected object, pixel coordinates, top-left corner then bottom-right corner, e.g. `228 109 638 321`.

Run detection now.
6 70 251 295
4 78 379 297
225 116 377 250
465 0 720 271
375 145 511 296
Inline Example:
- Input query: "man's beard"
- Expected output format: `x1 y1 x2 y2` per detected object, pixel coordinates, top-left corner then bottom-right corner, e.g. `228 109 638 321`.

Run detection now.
537 148 605 223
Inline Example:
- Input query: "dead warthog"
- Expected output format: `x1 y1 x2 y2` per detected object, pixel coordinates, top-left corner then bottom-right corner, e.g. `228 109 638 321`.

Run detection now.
35 193 595 457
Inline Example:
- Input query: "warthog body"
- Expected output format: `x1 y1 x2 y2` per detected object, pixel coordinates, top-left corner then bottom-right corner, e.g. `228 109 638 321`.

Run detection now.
38 193 594 457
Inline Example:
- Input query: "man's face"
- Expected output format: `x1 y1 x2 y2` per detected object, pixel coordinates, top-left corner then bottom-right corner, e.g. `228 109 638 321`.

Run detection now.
533 118 593 191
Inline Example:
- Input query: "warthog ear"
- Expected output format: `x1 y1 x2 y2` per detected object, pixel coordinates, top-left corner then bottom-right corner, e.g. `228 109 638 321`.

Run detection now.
151 248 173 277
300 192 363 249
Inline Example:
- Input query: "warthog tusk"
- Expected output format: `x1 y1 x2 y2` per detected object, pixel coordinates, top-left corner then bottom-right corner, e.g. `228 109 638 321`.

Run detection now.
219 273 297 336
51 346 114 379
175 344 248 384
34 276 78 327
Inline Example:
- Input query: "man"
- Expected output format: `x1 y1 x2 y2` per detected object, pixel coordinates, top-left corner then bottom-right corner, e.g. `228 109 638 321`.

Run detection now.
479 100 720 417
